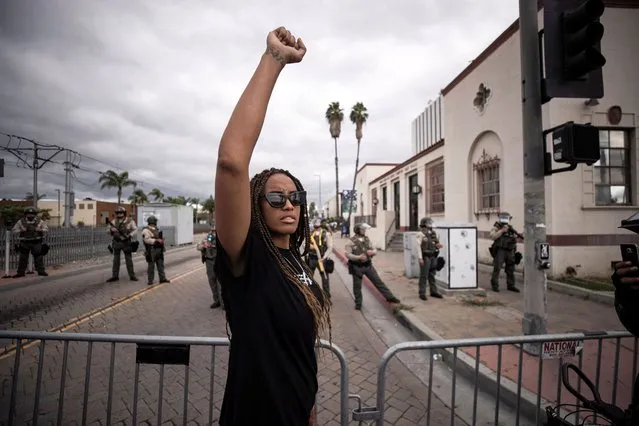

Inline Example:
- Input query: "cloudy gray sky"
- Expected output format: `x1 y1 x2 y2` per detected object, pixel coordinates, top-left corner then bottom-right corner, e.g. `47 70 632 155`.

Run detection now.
0 0 519 206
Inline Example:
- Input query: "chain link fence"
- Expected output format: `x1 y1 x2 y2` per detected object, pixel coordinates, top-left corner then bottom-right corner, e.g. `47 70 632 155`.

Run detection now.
1 226 177 273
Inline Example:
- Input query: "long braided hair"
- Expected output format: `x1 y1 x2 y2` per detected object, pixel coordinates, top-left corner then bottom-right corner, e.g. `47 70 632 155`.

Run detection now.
248 167 332 343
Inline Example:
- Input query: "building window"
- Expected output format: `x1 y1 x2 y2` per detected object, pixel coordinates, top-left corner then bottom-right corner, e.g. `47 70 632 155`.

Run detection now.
594 130 632 205
382 186 388 210
428 162 445 214
87 204 93 209
79 203 85 210
473 150 500 212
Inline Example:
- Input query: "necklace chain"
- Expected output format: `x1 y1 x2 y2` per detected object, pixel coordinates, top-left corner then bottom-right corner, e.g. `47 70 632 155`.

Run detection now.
281 250 313 286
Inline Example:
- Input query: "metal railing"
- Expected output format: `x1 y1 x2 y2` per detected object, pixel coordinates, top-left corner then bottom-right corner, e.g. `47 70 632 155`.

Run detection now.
0 330 349 426
1 329 635 425
384 218 397 248
352 331 637 426
1 226 177 274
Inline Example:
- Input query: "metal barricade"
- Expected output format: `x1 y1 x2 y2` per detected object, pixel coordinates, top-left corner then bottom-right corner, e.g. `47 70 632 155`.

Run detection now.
352 331 637 426
0 330 349 426
0 226 178 275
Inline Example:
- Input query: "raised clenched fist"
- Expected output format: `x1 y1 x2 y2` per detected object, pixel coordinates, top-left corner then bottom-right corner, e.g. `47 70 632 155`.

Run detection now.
265 26 307 66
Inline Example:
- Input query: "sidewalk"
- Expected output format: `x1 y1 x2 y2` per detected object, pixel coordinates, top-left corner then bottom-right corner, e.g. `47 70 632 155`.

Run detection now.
331 236 637 417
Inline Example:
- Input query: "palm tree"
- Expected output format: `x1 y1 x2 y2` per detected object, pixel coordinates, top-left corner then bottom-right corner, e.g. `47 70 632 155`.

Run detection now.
128 189 148 222
325 102 344 218
188 197 200 223
128 189 148 205
25 192 46 201
165 195 188 205
202 195 215 223
148 188 165 202
98 170 137 204
346 102 369 227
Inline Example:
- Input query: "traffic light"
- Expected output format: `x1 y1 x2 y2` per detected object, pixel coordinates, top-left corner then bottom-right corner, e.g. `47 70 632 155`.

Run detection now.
551 122 600 165
543 0 606 99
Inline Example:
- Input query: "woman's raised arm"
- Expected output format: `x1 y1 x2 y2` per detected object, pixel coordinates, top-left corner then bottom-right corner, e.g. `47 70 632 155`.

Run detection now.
215 27 306 271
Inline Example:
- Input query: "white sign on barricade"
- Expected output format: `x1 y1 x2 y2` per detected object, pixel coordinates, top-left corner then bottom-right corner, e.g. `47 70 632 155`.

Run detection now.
542 340 584 359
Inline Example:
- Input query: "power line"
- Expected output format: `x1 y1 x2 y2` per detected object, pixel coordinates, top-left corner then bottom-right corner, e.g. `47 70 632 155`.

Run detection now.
1 132 196 197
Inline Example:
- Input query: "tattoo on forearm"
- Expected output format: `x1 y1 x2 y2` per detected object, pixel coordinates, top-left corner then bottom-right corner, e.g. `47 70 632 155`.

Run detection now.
265 46 286 66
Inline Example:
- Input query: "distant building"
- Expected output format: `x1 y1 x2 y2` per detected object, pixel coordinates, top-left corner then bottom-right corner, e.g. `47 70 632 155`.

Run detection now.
353 2 639 278
0 198 136 227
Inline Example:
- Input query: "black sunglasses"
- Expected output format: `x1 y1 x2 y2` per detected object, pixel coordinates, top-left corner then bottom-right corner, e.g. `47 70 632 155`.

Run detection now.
263 191 306 208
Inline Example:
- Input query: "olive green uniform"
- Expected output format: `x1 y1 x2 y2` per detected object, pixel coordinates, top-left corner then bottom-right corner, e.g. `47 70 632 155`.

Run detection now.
490 223 520 291
12 217 48 276
416 228 441 297
142 225 168 284
198 232 221 306
108 217 137 280
346 234 400 309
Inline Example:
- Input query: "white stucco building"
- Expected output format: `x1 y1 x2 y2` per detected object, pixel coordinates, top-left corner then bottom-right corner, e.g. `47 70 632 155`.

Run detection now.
354 2 639 278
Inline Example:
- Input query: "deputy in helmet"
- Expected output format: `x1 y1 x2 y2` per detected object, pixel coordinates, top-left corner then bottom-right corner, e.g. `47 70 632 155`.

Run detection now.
106 206 138 282
11 207 49 277
142 215 169 285
307 218 332 298
197 224 221 308
344 223 400 310
414 217 443 300
489 212 523 292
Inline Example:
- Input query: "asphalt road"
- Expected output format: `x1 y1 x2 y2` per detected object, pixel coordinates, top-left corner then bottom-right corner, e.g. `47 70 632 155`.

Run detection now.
0 247 465 425
0 247 203 353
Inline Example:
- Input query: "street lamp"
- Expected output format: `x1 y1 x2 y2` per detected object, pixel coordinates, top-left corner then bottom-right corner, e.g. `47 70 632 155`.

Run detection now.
314 173 322 218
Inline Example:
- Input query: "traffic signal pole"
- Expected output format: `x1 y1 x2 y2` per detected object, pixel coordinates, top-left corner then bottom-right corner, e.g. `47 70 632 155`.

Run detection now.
519 0 548 351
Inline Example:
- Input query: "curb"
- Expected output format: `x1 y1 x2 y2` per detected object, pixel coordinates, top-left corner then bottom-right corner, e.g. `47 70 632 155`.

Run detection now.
477 263 615 306
332 248 549 423
0 242 200 290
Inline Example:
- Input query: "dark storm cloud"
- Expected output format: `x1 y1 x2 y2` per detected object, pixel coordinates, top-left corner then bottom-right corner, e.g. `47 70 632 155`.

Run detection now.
0 0 519 206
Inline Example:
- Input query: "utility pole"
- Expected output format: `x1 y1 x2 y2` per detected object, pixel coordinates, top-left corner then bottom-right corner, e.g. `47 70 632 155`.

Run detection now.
32 147 38 208
519 0 548 350
0 133 81 209
63 150 75 227
56 189 61 226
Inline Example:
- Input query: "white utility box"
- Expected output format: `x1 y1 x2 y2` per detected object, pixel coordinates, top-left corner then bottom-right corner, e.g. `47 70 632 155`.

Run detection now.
136 203 194 246
402 231 421 278
434 223 478 290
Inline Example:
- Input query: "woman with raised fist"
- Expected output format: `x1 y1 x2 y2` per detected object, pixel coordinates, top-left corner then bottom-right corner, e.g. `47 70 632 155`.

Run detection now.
214 27 330 426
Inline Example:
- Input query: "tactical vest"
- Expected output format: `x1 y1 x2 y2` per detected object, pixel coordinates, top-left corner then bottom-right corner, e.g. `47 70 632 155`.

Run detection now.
494 223 518 250
204 234 217 259
20 218 40 240
144 226 163 252
421 230 437 255
350 236 370 256
310 229 327 256
145 226 160 239
114 218 131 236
